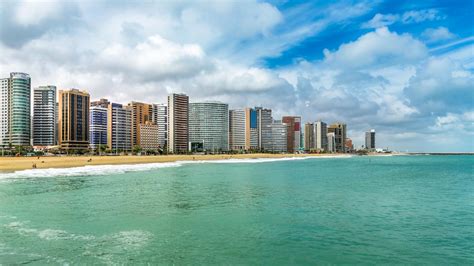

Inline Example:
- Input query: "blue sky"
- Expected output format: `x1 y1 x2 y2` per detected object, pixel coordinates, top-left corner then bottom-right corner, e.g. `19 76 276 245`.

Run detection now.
0 0 473 152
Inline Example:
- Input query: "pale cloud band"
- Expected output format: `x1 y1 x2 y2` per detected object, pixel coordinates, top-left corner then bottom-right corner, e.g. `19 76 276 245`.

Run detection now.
0 0 472 152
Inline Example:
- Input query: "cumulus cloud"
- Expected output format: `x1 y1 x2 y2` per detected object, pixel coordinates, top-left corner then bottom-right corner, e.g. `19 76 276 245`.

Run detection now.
421 27 456 43
323 27 427 69
404 57 474 113
0 1 472 152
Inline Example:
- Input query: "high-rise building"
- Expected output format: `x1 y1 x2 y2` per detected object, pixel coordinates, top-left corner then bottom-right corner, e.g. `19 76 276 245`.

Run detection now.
189 102 229 152
33 85 57 146
255 107 272 151
282 116 301 153
89 106 108 150
91 98 110 108
128 101 152 146
58 89 90 151
107 103 132 152
269 120 288 152
328 122 347 153
365 129 376 150
151 103 167 149
0 78 10 147
229 109 245 151
314 120 328 152
0 73 31 146
139 121 159 151
168 93 189 153
229 108 258 151
0 78 9 147
345 138 353 152
304 122 314 151
327 132 336 153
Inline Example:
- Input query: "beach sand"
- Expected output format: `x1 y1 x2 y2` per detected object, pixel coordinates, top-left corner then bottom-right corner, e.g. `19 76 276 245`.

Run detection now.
0 153 343 172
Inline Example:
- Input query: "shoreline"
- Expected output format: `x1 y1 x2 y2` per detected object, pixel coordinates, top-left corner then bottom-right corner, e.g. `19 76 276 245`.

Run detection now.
0 153 353 173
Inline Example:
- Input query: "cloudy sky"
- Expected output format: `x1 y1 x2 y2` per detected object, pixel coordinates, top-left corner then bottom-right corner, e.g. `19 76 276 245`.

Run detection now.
0 0 473 152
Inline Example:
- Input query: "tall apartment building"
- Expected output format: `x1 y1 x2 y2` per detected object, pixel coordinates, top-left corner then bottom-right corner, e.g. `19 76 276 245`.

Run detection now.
269 120 288 152
128 101 152 146
282 116 301 153
139 121 159 151
328 122 347 153
189 102 228 152
167 93 189 153
89 106 108 150
314 120 328 152
365 129 376 150
229 108 258 151
0 73 31 147
255 107 272 151
151 103 167 149
107 103 132 152
0 78 8 146
33 85 57 146
58 89 90 150
304 122 314 151
327 132 336 153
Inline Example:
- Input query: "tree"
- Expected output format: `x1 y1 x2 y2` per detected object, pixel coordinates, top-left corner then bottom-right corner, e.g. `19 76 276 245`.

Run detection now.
133 145 142 154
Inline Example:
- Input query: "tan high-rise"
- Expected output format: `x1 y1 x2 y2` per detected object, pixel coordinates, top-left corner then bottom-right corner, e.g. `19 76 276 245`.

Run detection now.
58 89 90 150
127 101 152 146
167 93 189 153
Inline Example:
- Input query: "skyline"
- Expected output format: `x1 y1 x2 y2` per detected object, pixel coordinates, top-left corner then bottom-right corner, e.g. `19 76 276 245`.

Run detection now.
0 0 473 152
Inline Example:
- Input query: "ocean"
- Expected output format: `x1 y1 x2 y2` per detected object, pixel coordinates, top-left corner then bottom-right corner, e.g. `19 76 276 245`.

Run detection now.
0 155 472 264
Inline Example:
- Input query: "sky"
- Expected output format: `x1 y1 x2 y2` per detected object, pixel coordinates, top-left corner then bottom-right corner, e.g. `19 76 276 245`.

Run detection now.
0 0 473 152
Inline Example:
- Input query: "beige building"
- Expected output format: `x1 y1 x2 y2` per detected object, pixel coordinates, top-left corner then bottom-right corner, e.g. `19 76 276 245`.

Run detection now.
304 122 314 151
139 121 160 151
128 101 152 146
58 89 90 150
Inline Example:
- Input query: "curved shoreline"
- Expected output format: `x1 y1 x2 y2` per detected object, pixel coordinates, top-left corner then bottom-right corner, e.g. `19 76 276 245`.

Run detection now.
0 153 355 173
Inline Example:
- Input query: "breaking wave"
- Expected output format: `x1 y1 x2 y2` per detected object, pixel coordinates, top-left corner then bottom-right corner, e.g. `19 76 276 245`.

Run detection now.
0 155 351 180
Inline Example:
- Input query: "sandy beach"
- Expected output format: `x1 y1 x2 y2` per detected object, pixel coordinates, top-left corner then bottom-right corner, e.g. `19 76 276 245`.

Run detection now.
0 153 345 172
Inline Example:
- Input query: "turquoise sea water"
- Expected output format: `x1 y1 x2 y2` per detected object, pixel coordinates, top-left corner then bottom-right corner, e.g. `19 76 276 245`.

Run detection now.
0 155 473 264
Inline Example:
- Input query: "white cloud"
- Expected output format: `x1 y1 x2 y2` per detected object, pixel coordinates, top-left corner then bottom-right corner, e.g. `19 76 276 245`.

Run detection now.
422 27 456 43
97 35 210 82
14 0 64 26
362 13 399 28
401 9 444 24
323 27 427 68
362 9 444 29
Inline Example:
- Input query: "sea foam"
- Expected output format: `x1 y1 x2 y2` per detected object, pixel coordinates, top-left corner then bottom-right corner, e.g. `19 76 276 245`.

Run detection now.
0 155 351 180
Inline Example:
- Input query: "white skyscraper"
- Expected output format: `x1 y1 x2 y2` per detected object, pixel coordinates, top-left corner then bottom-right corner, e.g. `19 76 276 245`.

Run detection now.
189 102 229 152
0 78 9 147
314 120 328 151
33 86 57 146
327 132 336 153
151 103 168 149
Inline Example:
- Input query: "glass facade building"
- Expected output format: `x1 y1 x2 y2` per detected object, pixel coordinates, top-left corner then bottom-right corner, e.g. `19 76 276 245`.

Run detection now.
89 106 108 150
189 102 229 152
